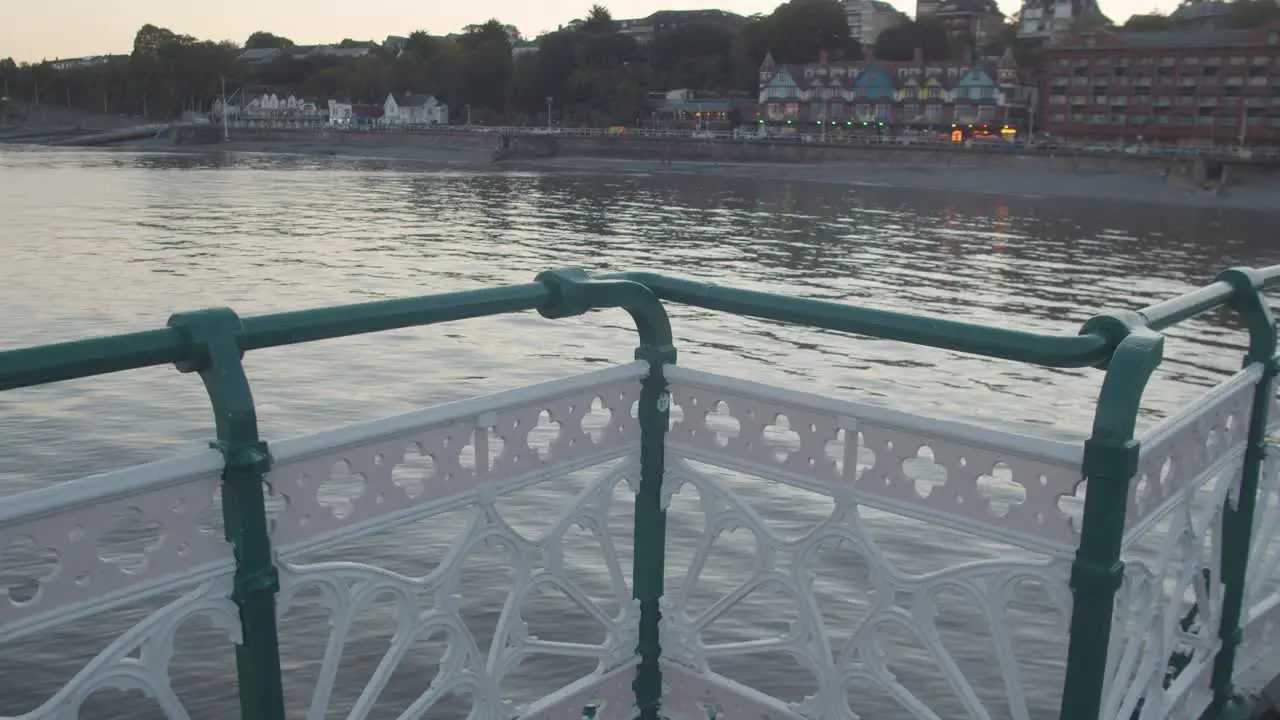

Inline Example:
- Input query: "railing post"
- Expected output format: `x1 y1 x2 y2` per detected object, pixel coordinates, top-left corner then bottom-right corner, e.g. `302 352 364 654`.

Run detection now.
1060 314 1164 720
1209 268 1277 717
632 342 675 720
535 268 676 720
169 308 285 720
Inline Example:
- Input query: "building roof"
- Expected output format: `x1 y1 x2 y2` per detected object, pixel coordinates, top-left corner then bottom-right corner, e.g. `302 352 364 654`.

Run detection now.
760 54 1016 94
238 48 283 63
1169 0 1232 22
391 93 439 108
935 0 1003 17
1053 22 1280 48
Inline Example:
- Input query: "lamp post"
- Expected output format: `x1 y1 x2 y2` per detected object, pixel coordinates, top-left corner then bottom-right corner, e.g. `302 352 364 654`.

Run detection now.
465 103 471 126
220 74 229 142
546 96 552 128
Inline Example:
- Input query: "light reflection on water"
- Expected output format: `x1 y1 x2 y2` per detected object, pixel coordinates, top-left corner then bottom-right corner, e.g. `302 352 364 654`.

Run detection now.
0 147 1277 718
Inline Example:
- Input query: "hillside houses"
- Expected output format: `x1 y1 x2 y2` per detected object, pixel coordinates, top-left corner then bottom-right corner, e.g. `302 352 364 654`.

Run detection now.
757 47 1027 130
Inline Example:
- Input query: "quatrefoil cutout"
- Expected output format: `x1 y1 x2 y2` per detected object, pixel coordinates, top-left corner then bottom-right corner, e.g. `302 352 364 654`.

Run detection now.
975 462 1028 517
527 409 563 460
762 414 801 462
901 446 947 499
1 535 60 605
704 401 740 448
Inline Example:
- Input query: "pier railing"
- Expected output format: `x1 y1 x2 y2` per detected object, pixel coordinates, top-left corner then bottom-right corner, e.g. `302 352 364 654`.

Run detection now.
1 267 1278 720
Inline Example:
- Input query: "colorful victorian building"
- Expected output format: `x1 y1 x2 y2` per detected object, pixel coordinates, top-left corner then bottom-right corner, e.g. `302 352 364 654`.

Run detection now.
1041 24 1280 145
757 48 1026 134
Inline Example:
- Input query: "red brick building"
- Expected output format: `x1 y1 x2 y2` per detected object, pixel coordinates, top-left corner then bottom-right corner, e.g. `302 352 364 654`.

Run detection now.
1041 24 1280 145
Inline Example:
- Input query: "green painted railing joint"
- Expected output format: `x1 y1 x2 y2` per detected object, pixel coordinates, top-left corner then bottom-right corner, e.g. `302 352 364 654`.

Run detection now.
1061 326 1163 720
167 307 287 720
1081 438 1141 481
1077 310 1149 372
1208 267 1277 717
536 268 675 354
533 269 677 719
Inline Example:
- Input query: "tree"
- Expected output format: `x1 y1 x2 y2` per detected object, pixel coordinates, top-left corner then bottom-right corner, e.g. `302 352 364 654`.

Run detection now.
580 5 615 34
1122 11 1173 30
245 31 295 49
874 19 951 62
758 0 859 64
1226 0 1280 27
458 20 515 114
648 21 737 91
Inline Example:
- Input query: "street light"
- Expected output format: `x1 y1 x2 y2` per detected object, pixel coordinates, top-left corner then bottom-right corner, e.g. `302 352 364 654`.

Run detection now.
545 96 553 128
465 103 471 126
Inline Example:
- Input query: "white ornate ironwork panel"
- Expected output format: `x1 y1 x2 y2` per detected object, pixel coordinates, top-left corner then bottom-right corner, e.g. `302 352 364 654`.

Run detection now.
1127 366 1259 539
1236 592 1280 681
665 366 1085 554
275 458 642 720
0 450 231 641
267 363 645 556
658 457 1074 720
517 660 638 720
1245 444 1280 615
2 574 239 719
660 660 802 720
1101 453 1235 720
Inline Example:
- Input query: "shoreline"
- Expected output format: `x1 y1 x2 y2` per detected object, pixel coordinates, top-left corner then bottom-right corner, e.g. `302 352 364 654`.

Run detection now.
11 134 1280 212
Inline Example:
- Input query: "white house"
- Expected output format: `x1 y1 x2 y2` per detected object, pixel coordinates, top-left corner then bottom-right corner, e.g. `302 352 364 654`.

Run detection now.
243 92 322 119
382 93 448 125
328 100 354 125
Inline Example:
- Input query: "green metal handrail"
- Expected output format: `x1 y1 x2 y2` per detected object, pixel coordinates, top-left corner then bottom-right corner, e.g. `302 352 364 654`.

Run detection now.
3 265 1280 720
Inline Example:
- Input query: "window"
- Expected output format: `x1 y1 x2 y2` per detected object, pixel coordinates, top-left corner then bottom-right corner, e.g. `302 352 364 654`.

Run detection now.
1203 65 1219 77
1129 114 1148 124
1183 56 1200 65
1134 86 1151 96
1050 95 1067 104
1178 86 1196 96
1230 56 1246 64
1051 112 1066 121
1250 65 1267 77
904 103 919 117
1249 76 1269 85
1157 66 1174 77
925 104 942 120
927 87 941 99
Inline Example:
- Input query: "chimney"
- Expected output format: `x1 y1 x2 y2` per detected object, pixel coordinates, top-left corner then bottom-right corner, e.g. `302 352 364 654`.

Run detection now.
913 47 924 66
818 48 829 66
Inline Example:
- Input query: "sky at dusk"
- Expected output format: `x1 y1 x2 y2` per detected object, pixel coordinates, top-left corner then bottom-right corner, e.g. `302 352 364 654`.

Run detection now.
6 0 1179 63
